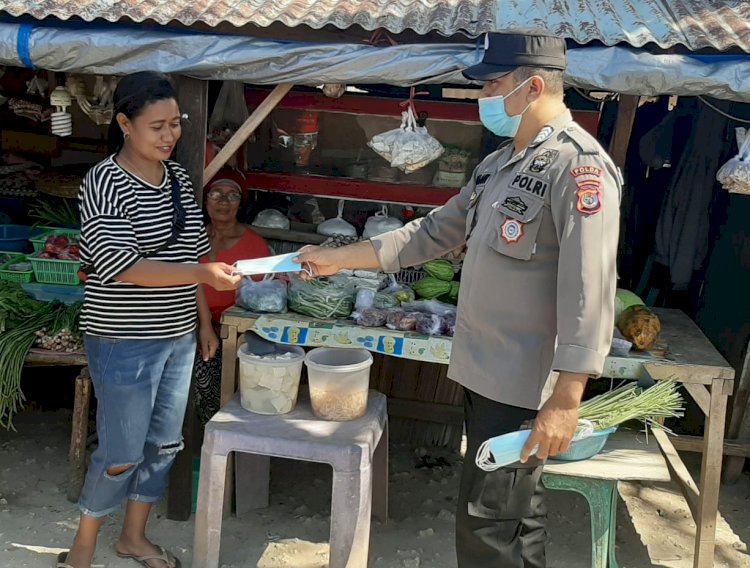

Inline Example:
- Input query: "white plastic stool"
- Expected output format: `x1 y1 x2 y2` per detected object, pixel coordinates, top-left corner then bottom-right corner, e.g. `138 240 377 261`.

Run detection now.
193 390 388 568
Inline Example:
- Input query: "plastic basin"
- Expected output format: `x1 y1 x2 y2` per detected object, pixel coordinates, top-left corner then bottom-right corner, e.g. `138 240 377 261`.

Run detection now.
304 347 373 421
552 427 618 462
237 343 305 415
0 225 31 252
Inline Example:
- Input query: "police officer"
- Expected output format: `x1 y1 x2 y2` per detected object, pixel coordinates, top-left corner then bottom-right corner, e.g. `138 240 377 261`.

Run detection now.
297 32 621 567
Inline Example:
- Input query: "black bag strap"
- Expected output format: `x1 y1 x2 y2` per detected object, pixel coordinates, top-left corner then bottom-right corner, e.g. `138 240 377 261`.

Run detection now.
145 162 188 257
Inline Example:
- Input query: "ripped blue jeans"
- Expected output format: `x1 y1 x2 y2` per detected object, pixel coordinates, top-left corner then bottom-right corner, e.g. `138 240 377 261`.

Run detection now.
78 332 196 517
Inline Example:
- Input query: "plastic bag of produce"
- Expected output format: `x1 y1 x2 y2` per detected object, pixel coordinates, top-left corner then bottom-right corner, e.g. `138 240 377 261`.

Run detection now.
386 309 420 331
352 308 388 327
368 106 444 174
317 200 357 237
287 277 355 319
414 312 445 336
382 277 416 304
362 205 404 239
252 209 290 230
716 127 750 195
401 299 457 317
444 312 457 337
236 277 288 313
355 288 376 311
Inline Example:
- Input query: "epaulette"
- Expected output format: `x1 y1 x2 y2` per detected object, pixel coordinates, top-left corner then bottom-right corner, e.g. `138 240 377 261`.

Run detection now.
561 122 602 155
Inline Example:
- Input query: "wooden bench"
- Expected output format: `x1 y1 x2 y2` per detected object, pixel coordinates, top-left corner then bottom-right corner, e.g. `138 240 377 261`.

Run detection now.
543 430 671 568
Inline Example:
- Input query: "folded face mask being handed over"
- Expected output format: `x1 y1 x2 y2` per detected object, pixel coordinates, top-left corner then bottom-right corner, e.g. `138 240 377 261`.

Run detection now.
233 252 311 277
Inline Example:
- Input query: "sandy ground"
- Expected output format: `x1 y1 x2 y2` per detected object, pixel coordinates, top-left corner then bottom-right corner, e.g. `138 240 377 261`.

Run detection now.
0 410 748 568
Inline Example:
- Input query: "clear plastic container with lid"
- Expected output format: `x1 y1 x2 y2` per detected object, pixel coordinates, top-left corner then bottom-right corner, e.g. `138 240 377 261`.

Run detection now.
237 343 306 415
304 348 373 421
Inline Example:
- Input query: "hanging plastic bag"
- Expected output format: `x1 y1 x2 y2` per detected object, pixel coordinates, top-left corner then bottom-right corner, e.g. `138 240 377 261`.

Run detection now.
362 205 404 239
208 81 251 169
716 127 750 195
236 277 288 313
368 106 444 173
252 209 290 230
317 200 357 237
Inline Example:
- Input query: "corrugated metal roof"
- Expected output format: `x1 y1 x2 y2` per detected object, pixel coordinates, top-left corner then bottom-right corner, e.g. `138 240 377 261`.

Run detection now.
496 1 750 52
0 0 495 36
2 1 749 51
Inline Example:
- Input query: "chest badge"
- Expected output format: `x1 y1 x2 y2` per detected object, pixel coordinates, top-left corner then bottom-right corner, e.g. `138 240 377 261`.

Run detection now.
528 149 559 174
501 196 528 215
500 218 525 243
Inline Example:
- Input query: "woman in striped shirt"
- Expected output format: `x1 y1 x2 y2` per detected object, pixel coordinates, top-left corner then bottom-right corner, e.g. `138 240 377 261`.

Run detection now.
59 72 240 568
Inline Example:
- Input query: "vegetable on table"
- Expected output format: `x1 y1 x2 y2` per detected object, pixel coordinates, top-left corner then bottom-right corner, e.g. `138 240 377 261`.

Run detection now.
39 234 81 260
0 281 82 429
412 276 452 300
29 198 80 228
287 278 355 319
578 380 684 431
618 304 661 350
422 260 455 282
614 288 645 322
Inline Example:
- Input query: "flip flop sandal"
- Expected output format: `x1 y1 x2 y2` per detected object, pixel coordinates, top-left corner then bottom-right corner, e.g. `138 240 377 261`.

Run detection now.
116 546 181 568
55 551 75 568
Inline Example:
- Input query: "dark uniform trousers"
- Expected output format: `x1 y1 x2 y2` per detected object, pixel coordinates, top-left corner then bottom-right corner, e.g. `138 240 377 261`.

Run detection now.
456 388 546 568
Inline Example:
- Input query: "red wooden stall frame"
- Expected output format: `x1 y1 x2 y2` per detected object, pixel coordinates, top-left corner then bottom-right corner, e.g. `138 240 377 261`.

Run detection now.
235 88 601 206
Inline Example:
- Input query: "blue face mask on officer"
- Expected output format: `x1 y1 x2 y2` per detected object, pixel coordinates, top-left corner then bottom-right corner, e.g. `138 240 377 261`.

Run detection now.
478 77 533 138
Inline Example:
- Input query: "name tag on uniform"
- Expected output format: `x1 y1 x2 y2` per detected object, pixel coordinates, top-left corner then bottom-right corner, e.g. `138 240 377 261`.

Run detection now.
509 172 548 198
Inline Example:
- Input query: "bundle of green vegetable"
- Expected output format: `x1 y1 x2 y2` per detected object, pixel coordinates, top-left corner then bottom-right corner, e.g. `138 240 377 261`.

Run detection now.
578 380 684 431
287 278 355 319
0 281 82 429
29 197 80 228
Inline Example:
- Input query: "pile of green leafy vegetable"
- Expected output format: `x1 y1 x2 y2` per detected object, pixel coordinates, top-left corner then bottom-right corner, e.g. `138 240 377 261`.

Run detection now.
0 281 82 429
28 197 80 228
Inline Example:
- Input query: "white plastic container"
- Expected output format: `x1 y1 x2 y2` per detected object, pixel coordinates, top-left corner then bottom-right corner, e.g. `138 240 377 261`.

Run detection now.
304 348 373 421
237 343 305 415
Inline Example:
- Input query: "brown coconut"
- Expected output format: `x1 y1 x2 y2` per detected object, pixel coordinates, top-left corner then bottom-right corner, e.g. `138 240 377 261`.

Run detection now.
618 305 661 350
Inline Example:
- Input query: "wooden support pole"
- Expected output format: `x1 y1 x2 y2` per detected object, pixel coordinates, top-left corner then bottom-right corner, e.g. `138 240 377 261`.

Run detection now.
694 378 729 568
608 94 639 170
173 76 209 201
203 83 294 186
168 75 209 521
67 368 91 503
723 341 750 483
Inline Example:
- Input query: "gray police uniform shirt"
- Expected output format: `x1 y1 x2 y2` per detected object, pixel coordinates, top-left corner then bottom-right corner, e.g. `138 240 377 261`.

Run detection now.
371 111 622 410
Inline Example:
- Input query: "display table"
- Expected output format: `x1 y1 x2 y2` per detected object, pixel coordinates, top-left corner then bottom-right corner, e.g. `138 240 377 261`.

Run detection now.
23 349 90 502
220 306 734 568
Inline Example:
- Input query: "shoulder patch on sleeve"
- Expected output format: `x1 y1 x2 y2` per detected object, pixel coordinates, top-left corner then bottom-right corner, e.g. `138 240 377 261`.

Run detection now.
562 123 602 155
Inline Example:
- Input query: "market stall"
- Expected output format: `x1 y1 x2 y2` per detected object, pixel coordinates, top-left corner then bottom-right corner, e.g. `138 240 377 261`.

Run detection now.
218 304 734 567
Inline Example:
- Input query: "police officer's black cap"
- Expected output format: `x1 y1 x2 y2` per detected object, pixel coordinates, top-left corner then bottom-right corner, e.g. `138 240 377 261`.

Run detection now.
462 32 567 81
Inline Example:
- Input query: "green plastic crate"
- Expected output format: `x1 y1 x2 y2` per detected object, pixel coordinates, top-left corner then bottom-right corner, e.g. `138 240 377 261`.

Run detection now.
30 229 81 253
0 253 34 283
29 253 81 286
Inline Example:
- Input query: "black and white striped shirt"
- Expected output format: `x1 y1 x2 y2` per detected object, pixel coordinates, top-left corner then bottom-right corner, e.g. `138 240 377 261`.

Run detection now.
78 156 211 338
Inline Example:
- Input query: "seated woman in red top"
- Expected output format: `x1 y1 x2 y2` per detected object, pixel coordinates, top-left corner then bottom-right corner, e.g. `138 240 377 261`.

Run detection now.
194 178 270 423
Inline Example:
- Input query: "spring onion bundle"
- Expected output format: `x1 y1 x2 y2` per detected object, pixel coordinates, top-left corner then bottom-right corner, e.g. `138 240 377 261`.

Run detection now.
578 380 684 431
0 281 82 429
29 197 80 228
